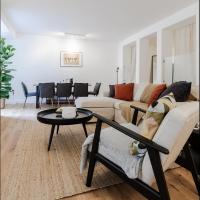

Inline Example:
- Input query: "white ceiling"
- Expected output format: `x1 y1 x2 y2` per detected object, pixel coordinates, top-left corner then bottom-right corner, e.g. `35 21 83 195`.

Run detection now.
1 0 198 41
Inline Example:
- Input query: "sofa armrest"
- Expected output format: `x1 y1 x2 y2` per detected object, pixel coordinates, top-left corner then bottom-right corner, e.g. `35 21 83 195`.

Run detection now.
93 113 169 154
103 90 110 97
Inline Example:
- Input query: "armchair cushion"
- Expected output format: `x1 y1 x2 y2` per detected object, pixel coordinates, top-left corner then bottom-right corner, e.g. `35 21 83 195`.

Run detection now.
80 123 142 179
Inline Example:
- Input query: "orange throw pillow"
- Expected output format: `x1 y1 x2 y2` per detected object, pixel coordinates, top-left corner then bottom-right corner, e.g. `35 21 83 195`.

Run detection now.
115 83 134 101
147 84 166 106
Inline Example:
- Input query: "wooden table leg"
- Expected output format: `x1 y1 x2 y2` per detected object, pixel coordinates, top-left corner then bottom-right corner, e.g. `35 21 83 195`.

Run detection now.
56 125 59 134
36 85 40 109
48 125 55 151
82 123 88 137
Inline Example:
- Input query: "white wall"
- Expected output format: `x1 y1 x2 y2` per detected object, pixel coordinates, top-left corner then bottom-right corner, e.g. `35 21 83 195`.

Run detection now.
119 2 199 85
7 34 118 103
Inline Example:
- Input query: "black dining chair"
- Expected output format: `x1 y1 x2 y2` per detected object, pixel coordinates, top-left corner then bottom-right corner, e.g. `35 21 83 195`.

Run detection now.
56 83 72 105
73 83 88 99
88 83 101 96
39 82 55 107
21 82 37 108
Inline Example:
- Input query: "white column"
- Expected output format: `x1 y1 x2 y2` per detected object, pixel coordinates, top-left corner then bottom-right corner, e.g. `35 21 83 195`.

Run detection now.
135 39 140 83
156 30 163 83
196 12 199 85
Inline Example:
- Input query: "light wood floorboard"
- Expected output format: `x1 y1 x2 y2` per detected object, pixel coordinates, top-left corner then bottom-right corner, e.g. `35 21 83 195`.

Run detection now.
1 104 199 200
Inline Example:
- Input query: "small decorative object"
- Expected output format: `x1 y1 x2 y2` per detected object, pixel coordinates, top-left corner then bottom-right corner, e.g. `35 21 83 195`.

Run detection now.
62 107 77 118
60 51 82 67
0 38 16 109
116 67 119 84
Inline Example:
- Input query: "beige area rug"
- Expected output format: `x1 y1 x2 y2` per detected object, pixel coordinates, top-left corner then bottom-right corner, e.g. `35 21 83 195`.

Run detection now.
1 117 122 200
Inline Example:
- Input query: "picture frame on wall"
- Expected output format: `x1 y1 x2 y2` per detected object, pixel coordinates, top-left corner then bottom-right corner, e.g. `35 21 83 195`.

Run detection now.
60 51 82 67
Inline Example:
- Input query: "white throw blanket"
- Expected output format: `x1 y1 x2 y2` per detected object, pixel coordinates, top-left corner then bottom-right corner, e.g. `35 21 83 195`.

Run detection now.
80 123 144 179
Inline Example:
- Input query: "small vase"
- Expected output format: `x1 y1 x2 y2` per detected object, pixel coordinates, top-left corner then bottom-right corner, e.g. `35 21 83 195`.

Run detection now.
0 99 5 109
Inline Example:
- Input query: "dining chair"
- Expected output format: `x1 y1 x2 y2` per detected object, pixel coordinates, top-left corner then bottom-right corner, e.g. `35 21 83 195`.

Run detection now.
88 83 101 96
73 83 88 99
56 83 72 105
39 82 55 107
21 82 37 108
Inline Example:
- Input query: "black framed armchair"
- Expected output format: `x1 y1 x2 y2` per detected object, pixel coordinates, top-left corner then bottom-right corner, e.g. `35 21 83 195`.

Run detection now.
84 101 199 199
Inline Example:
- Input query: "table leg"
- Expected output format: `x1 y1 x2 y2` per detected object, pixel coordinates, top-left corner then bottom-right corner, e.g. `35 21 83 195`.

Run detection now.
36 86 40 109
56 125 59 134
82 123 88 137
48 125 55 151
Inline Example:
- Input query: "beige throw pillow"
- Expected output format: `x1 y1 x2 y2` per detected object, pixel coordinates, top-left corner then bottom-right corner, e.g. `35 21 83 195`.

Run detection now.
140 84 159 103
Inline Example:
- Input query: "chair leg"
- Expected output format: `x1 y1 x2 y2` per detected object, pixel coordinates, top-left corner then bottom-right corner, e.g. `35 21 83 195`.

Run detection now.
23 97 27 108
184 143 200 196
51 98 53 107
57 98 60 107
147 147 170 200
86 119 102 187
86 154 96 187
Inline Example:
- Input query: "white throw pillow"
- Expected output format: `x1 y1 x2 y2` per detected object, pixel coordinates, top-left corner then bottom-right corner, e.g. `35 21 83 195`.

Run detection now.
134 83 148 101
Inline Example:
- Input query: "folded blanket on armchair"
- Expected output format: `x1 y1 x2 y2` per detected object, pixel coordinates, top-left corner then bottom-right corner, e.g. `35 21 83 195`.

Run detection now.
80 123 144 179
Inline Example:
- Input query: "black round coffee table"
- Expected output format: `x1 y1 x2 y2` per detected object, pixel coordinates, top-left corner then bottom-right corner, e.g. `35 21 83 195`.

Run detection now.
37 108 93 151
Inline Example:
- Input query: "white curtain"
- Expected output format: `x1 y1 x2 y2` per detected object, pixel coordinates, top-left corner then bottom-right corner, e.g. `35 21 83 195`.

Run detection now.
123 46 136 83
163 23 196 84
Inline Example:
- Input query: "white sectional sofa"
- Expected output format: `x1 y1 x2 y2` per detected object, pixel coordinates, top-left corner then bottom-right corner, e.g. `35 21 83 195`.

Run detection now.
75 83 199 123
75 83 153 123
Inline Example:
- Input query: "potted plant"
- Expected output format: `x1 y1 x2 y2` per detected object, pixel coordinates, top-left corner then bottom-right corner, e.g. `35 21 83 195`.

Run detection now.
0 38 15 109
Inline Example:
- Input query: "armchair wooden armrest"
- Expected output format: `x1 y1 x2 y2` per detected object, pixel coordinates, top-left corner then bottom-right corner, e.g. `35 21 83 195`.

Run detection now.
130 105 147 125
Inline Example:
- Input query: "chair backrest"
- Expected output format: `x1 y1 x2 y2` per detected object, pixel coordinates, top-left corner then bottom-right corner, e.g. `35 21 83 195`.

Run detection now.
141 101 199 185
56 83 72 98
39 82 55 98
93 83 101 95
21 82 28 97
74 83 88 98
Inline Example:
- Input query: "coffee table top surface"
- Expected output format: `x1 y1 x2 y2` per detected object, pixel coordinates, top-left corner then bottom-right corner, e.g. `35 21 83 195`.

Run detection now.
37 108 93 125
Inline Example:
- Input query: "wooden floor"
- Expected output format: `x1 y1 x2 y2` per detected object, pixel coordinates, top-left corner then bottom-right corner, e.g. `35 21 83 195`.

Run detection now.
1 104 199 200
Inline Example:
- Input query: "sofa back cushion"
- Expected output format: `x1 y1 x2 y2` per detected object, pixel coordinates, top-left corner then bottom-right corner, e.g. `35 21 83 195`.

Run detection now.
109 85 115 97
140 84 159 103
115 83 134 101
141 101 199 185
133 83 148 101
147 84 167 106
160 81 191 102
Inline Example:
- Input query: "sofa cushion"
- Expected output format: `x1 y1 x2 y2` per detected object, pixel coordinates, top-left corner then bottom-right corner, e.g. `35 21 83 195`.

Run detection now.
109 85 115 97
115 83 134 101
147 84 167 106
116 101 148 123
188 85 199 101
160 81 191 102
75 97 115 108
134 83 148 101
140 84 160 103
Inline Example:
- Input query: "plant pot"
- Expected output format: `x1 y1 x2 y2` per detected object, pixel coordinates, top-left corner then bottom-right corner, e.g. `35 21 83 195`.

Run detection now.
0 99 6 109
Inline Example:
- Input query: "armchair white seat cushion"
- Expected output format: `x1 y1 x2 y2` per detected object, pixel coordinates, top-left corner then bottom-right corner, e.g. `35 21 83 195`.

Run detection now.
81 101 199 185
81 123 141 178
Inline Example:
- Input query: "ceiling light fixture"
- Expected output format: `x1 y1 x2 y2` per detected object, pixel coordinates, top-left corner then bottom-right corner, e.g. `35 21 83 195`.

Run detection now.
64 32 86 39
